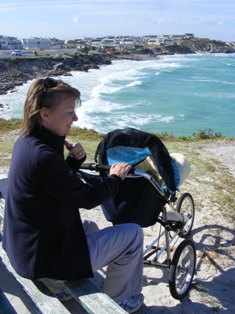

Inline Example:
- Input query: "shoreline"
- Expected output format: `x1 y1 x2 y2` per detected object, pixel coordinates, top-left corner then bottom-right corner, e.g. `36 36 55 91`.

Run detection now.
0 53 114 95
1 48 235 96
0 52 160 96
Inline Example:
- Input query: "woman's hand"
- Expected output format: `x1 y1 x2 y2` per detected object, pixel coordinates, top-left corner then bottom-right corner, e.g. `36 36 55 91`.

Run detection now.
64 140 86 160
109 162 132 181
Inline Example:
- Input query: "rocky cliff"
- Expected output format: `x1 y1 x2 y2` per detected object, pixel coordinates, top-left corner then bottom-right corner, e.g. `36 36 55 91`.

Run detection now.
0 53 112 95
146 38 235 55
172 38 235 54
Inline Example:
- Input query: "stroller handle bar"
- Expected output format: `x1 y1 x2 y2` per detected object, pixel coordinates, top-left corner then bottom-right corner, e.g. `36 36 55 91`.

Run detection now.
80 163 111 172
80 163 167 199
80 163 146 177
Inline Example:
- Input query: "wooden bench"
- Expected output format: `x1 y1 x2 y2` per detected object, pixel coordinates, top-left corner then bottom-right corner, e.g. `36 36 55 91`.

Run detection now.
0 287 17 314
0 177 127 314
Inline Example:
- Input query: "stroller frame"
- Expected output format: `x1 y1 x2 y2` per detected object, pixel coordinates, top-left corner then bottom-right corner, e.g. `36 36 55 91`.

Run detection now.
80 163 196 300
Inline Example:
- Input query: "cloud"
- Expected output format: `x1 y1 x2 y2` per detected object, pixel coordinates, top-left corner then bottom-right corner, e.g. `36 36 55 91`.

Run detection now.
157 19 166 24
72 16 79 24
172 19 181 24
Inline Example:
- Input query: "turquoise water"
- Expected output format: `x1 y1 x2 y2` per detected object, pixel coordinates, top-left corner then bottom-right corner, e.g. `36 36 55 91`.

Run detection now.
0 53 235 137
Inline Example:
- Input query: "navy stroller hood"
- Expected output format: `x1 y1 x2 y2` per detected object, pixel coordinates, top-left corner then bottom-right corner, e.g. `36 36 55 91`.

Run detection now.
95 128 176 227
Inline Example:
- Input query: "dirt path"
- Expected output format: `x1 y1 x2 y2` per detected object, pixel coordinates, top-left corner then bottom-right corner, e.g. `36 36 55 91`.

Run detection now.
200 140 235 177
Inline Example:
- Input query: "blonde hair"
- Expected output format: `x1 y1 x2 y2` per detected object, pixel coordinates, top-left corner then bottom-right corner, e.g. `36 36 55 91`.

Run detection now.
20 77 81 136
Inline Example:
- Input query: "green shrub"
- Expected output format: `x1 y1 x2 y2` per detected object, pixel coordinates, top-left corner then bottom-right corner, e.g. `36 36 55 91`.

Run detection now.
193 128 224 140
0 118 22 134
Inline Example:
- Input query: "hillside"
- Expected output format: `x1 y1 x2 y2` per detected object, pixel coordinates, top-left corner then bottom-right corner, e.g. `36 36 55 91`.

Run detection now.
162 38 235 54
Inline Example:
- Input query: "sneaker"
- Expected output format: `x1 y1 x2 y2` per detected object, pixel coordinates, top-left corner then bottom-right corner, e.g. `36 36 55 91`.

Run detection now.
118 293 144 313
38 278 72 302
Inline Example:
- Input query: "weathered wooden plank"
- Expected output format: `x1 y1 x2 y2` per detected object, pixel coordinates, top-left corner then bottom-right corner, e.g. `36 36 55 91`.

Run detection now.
64 280 127 314
0 245 71 314
0 288 17 314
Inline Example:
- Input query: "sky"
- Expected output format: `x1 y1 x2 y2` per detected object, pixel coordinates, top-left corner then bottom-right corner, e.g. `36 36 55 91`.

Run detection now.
0 0 235 42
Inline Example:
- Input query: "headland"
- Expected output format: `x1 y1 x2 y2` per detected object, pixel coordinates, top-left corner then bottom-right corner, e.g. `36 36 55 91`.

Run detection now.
0 37 235 96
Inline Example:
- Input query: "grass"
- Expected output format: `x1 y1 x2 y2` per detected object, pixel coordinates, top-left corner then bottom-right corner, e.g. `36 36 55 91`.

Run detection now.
1 119 231 141
69 127 104 141
0 139 15 168
0 118 22 135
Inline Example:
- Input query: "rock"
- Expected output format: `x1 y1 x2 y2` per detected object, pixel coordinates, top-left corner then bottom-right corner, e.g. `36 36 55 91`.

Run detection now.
0 53 113 95
53 62 64 70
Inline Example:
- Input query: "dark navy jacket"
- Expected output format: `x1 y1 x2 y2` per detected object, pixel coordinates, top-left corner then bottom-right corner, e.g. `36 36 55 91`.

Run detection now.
3 126 120 280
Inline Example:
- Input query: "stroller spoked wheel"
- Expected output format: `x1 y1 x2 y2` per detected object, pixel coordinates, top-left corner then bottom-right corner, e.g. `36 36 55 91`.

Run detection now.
176 192 195 238
169 239 196 300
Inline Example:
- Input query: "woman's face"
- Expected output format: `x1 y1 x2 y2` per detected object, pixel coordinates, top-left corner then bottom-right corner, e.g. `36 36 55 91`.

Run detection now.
40 95 78 136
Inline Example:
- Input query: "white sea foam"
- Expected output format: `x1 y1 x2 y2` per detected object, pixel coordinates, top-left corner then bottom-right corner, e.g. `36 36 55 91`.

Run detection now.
79 98 134 113
0 58 180 119
126 80 142 88
0 81 32 119
184 77 235 86
74 109 185 134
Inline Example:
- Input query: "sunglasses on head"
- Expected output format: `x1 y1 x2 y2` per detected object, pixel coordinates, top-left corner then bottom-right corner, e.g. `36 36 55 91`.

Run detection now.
42 77 58 92
37 77 58 108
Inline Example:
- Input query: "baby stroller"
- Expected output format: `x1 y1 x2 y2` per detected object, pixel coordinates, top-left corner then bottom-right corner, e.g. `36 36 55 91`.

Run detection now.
80 127 196 300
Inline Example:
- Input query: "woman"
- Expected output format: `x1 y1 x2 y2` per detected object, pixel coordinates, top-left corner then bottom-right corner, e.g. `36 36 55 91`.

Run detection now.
2 77 144 313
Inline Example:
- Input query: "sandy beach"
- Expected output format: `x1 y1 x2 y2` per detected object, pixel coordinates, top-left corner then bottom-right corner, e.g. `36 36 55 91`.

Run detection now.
0 135 235 313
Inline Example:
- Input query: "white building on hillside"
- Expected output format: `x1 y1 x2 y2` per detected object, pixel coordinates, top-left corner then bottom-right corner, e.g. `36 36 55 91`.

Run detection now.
118 37 135 49
21 37 51 49
184 33 194 39
0 36 22 49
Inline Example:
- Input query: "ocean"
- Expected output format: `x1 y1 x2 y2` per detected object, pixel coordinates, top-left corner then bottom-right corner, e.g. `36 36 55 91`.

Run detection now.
0 53 235 137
